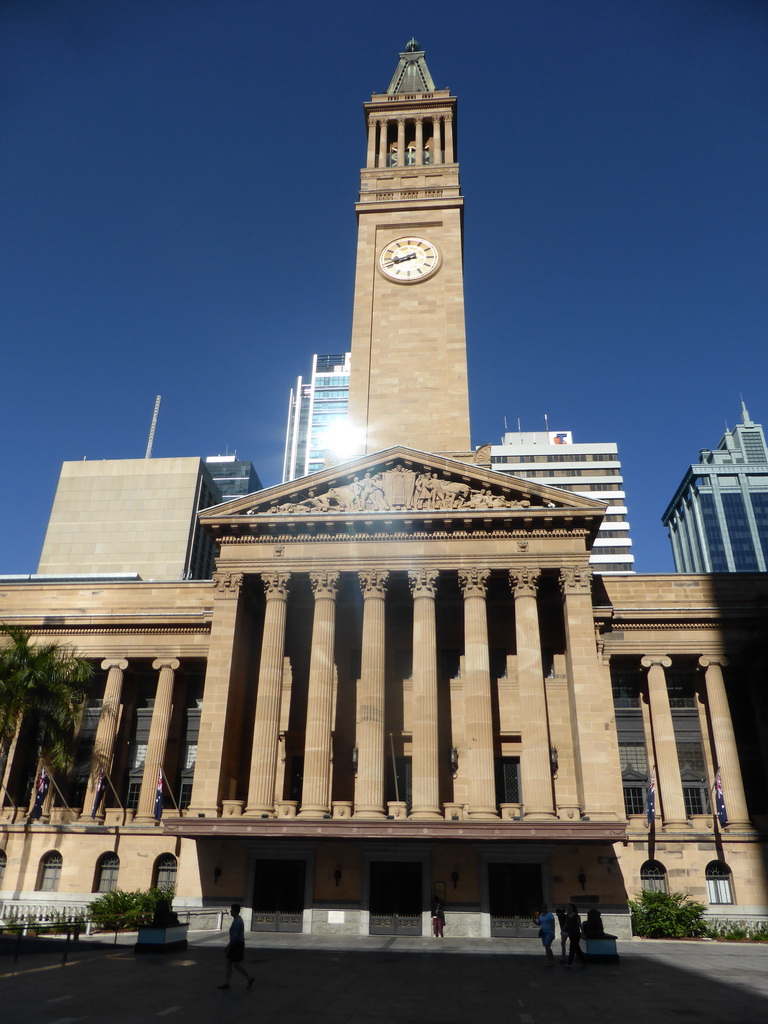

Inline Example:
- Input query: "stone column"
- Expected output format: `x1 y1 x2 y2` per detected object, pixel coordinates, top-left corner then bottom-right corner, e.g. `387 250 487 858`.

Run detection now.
245 572 291 817
409 569 442 820
353 570 389 818
459 568 498 819
444 112 454 162
432 117 442 164
560 566 625 820
414 117 424 166
641 655 688 828
298 571 339 819
82 658 128 817
135 658 179 824
366 115 377 168
188 572 244 816
510 568 556 820
396 118 406 168
378 118 388 167
699 655 750 827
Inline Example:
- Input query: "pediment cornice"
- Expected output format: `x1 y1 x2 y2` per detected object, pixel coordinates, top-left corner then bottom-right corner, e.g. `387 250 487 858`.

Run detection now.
200 448 606 542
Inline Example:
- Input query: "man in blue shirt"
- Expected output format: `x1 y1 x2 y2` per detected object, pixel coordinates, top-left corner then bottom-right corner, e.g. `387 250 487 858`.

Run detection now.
537 904 556 966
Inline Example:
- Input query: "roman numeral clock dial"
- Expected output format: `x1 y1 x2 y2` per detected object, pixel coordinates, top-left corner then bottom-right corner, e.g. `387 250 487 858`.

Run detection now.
379 236 440 282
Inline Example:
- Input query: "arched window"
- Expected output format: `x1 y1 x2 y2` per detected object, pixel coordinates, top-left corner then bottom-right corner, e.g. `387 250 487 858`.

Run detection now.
38 851 63 892
640 860 667 893
94 853 120 893
706 861 733 904
153 853 177 889
0 848 6 888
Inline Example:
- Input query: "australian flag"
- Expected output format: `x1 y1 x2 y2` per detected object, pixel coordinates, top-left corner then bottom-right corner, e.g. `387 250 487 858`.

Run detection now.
715 769 729 828
646 769 656 826
153 768 164 820
90 770 106 819
31 768 49 820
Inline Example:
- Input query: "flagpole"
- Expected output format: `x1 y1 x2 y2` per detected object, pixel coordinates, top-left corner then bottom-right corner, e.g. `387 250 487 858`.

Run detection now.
161 764 181 814
46 770 72 813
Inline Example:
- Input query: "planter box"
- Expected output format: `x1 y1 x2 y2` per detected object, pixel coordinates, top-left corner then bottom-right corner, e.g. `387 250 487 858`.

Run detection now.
134 924 188 953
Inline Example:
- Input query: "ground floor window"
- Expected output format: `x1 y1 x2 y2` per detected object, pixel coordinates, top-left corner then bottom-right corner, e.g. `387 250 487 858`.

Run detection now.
640 860 667 892
706 861 733 904
37 851 63 892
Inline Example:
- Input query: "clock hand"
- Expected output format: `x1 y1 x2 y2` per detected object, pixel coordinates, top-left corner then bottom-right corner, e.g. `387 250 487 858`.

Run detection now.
387 252 417 265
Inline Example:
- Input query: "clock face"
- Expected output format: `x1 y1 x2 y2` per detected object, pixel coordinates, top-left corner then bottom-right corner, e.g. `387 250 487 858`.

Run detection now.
379 236 439 282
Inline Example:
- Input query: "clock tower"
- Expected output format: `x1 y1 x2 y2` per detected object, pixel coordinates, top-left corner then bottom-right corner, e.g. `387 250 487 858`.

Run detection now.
347 41 471 456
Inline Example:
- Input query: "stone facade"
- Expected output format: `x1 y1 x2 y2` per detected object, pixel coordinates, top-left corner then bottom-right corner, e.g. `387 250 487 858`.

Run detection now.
2 44 767 941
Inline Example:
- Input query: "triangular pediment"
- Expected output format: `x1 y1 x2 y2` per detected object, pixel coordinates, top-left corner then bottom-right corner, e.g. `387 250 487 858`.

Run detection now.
200 447 607 524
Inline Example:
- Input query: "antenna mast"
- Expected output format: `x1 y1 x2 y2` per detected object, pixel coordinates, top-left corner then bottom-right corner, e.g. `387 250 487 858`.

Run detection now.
145 395 162 459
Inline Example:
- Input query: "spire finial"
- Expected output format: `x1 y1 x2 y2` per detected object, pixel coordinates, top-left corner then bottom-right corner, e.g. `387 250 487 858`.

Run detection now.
405 38 421 52
740 397 753 425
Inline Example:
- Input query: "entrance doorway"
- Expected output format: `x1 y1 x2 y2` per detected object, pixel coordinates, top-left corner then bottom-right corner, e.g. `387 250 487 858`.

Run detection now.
369 861 422 935
251 858 305 932
488 862 543 937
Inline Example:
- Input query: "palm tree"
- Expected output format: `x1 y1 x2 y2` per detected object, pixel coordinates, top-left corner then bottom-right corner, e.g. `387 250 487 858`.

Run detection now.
0 625 94 799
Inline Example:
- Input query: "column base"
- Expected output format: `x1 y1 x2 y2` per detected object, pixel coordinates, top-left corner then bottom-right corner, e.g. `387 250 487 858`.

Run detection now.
409 808 442 821
133 814 162 827
662 819 693 830
186 806 220 818
353 807 387 820
523 810 558 822
465 807 500 821
243 804 275 819
297 806 331 820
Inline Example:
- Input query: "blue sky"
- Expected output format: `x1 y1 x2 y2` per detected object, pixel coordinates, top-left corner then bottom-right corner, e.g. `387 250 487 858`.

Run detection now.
2 0 767 574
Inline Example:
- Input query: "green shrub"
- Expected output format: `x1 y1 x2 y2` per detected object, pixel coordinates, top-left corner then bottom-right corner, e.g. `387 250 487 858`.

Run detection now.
88 886 175 932
704 919 768 942
628 889 707 938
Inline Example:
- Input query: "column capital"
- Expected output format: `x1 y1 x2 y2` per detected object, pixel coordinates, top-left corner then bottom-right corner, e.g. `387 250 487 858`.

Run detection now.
100 658 128 671
509 566 541 597
641 655 672 669
443 111 453 121
559 565 593 595
699 655 729 670
309 570 340 599
458 567 491 598
413 114 424 124
213 571 243 598
408 568 439 598
152 658 180 672
261 571 291 600
358 569 389 599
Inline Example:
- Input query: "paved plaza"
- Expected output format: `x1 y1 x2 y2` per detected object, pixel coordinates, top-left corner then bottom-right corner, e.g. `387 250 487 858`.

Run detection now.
2 930 768 1024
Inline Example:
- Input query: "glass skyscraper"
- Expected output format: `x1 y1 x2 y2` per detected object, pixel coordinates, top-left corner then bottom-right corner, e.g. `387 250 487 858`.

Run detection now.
283 353 351 481
662 404 768 572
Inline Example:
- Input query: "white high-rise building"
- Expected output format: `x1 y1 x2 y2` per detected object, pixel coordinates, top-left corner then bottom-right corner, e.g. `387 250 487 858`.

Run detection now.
490 430 635 574
283 353 351 481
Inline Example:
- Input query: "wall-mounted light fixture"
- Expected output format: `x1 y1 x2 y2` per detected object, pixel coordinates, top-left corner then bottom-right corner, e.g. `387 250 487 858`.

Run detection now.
334 868 342 887
351 747 358 775
450 747 459 777
578 870 586 891
550 746 559 778
213 866 222 884
451 870 459 889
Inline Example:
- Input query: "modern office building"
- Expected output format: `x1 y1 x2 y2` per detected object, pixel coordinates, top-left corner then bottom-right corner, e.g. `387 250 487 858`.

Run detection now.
37 457 221 581
205 455 262 500
662 404 768 572
1 44 767 940
283 353 351 481
490 431 634 574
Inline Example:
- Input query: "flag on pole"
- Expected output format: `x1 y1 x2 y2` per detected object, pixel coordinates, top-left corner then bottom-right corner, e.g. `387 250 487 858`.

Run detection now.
153 768 164 820
646 769 656 826
715 769 729 828
31 768 49 820
90 769 106 819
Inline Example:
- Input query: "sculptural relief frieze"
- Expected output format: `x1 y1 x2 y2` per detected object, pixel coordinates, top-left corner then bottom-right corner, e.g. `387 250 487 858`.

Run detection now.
251 467 535 516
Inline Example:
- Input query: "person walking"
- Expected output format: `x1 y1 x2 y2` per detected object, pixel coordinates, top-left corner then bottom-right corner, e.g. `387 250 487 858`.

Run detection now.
564 902 586 968
219 903 255 990
555 906 568 962
537 904 556 966
431 897 446 937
